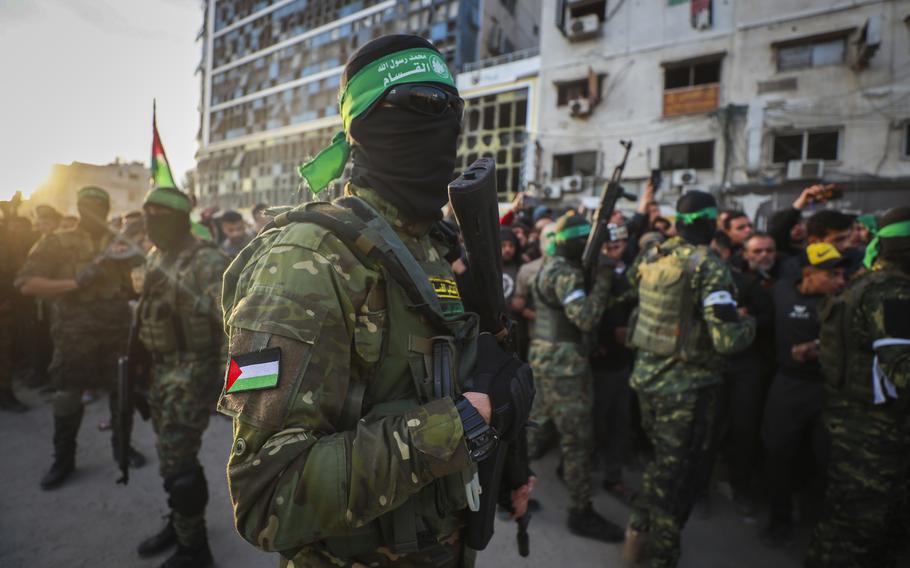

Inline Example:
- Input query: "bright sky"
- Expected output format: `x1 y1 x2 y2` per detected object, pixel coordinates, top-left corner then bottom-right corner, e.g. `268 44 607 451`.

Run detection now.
0 0 202 201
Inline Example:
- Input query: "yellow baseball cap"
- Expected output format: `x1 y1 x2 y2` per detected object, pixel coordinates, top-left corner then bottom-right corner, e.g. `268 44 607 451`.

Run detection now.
801 242 848 269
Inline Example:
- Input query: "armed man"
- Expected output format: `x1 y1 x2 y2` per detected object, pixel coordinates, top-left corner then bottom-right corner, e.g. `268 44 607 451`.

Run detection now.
806 206 910 568
132 187 228 568
623 190 755 568
217 35 535 567
527 212 626 542
15 186 146 489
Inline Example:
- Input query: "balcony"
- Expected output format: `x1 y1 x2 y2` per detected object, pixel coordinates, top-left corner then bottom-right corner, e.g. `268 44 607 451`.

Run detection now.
663 83 719 118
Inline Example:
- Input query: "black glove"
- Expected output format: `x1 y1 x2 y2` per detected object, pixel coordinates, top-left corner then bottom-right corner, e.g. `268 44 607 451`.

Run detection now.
465 333 535 442
74 260 106 288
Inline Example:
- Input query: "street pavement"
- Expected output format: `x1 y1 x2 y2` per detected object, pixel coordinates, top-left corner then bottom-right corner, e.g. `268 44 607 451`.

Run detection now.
2 385 814 567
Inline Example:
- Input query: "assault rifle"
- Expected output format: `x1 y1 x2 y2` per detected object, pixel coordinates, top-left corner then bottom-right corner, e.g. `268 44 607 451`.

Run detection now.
581 140 637 284
116 292 151 484
449 158 532 556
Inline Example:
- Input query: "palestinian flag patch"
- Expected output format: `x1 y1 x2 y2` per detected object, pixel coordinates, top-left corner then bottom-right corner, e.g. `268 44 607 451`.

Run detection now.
226 347 281 393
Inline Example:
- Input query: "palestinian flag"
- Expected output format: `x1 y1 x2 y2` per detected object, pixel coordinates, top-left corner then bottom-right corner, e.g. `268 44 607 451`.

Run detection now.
226 347 281 393
151 100 177 189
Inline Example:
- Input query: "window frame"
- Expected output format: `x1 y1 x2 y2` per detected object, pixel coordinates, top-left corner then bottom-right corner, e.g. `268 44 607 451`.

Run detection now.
772 29 853 73
552 150 600 178
658 140 716 170
770 128 842 164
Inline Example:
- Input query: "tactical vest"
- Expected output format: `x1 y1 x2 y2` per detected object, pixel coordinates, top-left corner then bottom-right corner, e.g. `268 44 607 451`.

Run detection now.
138 240 221 356
628 243 708 360
531 258 583 345
819 268 910 402
54 229 129 303
223 196 479 558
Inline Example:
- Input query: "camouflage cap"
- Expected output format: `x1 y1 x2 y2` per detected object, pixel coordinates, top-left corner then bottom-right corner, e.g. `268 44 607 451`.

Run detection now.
77 186 110 203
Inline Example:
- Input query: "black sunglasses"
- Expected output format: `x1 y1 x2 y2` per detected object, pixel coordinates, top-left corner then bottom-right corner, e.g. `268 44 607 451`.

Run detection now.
383 84 464 122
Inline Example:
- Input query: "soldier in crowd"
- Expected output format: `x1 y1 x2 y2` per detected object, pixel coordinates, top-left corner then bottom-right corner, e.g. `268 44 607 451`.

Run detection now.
217 35 534 567
15 186 145 489
0 208 29 412
806 206 910 568
218 209 252 258
623 190 755 567
29 205 64 389
527 213 625 542
134 187 228 568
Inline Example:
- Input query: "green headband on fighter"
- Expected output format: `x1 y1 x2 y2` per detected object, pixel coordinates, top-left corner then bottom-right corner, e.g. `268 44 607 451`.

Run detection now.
555 223 592 243
297 47 457 194
676 206 718 225
143 187 192 214
863 219 910 269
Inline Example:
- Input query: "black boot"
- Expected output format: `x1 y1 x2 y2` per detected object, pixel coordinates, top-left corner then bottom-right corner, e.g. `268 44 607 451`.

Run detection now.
138 516 178 558
568 503 625 543
159 539 213 568
40 409 83 490
0 389 28 413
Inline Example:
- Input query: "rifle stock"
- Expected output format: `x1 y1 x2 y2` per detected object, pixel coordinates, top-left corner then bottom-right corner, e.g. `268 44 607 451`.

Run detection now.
116 297 151 485
448 158 531 552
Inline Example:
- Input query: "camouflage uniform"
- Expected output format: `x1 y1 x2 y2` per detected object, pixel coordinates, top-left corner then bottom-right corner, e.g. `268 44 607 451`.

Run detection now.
137 238 228 549
15 226 133 447
218 185 481 567
626 236 755 568
527 254 611 509
806 263 910 568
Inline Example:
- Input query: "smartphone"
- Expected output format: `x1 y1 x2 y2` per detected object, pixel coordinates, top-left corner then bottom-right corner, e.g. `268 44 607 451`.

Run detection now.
650 169 662 195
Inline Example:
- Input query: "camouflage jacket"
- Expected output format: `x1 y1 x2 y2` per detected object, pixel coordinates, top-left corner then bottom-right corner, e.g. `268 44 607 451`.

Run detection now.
138 238 227 358
628 237 755 395
217 185 474 559
823 262 910 416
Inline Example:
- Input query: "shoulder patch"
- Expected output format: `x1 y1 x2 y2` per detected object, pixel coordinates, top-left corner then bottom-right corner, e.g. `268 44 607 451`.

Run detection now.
563 288 586 305
704 290 736 307
226 347 281 393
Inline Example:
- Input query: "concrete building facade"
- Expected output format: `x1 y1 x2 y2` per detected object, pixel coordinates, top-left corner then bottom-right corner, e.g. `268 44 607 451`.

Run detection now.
27 160 150 217
195 0 540 209
534 0 910 216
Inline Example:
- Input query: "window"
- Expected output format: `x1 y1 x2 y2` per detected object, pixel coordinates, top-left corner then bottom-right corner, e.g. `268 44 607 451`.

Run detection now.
555 76 604 106
664 60 721 90
568 0 606 21
904 123 910 158
772 130 840 163
553 151 598 178
659 141 715 170
776 36 847 71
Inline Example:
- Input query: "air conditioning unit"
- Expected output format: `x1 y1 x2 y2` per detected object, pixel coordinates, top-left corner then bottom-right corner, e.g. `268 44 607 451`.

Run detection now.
561 175 584 192
786 160 825 180
541 184 563 201
671 169 698 186
567 14 600 41
569 97 591 117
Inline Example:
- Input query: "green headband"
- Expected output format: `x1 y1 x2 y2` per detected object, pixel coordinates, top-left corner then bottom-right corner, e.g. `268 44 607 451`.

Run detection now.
863 219 910 269
143 187 192 214
298 47 456 194
77 186 109 204
555 223 592 243
676 206 718 225
857 214 878 234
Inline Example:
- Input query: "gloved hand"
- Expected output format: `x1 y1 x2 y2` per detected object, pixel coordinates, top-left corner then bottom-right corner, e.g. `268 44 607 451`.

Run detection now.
74 260 106 288
464 333 535 441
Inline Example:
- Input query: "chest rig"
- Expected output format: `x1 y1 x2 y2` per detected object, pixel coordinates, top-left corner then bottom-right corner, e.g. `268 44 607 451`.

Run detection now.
531 257 584 345
138 241 219 357
54 229 128 303
270 196 480 559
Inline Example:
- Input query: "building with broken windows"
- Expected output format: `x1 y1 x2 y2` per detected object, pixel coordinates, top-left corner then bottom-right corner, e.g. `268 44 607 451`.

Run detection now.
536 0 910 217
194 0 540 209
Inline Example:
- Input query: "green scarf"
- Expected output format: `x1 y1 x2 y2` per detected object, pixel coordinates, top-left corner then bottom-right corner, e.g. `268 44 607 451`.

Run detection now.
297 48 456 194
864 219 910 268
676 206 718 225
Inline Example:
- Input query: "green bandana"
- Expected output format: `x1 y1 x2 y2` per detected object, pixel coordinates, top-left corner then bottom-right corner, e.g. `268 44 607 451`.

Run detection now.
864 219 910 269
676 206 718 225
143 187 192 213
857 214 878 234
77 186 110 204
298 47 456 194
555 223 592 243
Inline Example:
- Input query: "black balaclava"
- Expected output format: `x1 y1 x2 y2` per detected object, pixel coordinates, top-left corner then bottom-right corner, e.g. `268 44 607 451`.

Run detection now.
146 211 190 252
345 35 461 220
879 206 910 272
78 199 110 239
676 190 717 246
555 214 589 263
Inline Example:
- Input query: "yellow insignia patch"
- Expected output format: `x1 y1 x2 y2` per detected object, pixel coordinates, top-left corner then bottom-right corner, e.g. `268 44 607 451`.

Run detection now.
430 277 461 300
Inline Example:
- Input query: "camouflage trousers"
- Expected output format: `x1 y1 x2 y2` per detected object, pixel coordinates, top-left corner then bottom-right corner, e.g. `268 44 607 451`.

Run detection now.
805 405 910 568
148 355 221 546
281 531 474 568
629 386 718 568
527 341 593 509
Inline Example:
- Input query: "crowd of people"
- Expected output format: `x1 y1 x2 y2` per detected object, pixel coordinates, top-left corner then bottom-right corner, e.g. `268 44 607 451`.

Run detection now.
1 32 908 568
